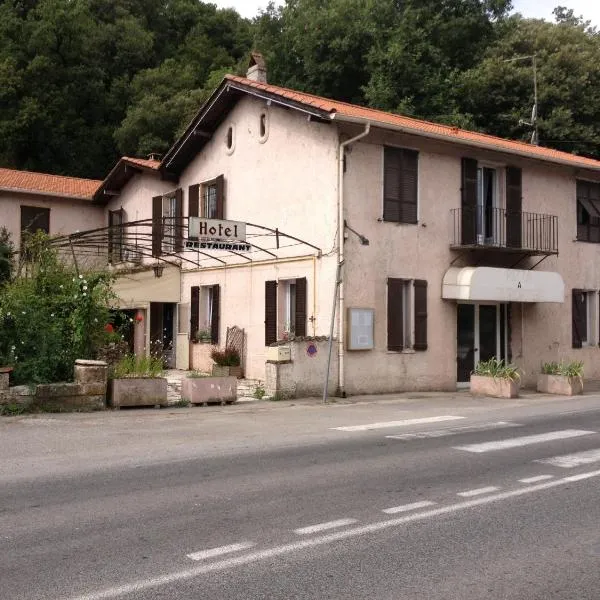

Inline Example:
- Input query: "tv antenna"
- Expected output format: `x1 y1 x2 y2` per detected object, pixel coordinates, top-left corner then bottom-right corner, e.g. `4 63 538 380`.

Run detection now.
504 54 539 145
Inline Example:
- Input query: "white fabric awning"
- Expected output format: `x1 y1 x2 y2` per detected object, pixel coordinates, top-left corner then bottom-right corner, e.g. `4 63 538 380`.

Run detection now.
442 267 564 303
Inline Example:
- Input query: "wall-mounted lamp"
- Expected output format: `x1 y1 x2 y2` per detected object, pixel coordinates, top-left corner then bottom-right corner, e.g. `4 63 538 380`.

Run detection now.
153 263 164 278
344 220 370 246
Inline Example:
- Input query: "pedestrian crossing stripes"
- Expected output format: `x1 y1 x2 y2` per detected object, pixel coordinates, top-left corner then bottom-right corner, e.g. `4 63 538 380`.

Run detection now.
535 447 600 468
454 429 596 453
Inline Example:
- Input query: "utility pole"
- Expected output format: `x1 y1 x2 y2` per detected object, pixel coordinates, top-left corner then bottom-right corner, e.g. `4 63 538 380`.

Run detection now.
504 54 539 145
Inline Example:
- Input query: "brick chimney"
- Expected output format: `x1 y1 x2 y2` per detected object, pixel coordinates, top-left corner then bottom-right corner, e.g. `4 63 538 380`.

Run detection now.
247 52 267 83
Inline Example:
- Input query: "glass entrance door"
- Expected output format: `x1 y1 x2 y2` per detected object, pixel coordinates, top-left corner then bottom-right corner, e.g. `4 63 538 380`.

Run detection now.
457 303 508 384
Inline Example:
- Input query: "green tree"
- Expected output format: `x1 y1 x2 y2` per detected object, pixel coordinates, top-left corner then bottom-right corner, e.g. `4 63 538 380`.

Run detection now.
457 14 600 157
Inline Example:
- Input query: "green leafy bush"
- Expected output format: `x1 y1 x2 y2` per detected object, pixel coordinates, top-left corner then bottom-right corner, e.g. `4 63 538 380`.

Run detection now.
111 354 164 379
210 346 241 367
473 358 521 382
0 234 116 384
541 360 584 378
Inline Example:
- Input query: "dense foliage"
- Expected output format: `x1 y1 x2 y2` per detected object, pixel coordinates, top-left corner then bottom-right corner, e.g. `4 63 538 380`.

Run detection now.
0 235 116 384
0 0 599 179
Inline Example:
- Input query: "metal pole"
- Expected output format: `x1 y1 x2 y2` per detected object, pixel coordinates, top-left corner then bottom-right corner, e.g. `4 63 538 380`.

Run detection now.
532 55 539 145
323 260 343 404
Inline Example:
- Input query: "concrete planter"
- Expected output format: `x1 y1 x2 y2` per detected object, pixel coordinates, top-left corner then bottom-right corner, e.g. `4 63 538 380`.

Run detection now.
470 375 519 398
211 365 243 378
109 377 167 408
537 374 583 396
182 376 237 405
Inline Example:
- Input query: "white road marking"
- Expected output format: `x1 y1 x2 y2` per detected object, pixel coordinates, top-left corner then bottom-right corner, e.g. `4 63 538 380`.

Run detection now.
535 447 600 468
332 415 465 432
386 421 521 441
454 429 595 453
519 475 554 484
294 518 357 535
382 500 436 514
186 542 255 561
457 486 499 497
67 469 600 600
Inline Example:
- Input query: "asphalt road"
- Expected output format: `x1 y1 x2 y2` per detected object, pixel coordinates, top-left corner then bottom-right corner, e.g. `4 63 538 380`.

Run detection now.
2 394 600 599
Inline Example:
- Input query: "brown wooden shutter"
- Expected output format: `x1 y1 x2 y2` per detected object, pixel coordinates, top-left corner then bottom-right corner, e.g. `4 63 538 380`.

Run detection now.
189 184 199 218
211 284 220 344
295 277 307 337
461 158 478 245
107 210 115 261
387 278 404 351
216 174 225 219
265 280 277 346
190 286 200 339
383 148 418 223
399 149 418 224
413 279 428 351
384 148 402 222
572 289 584 348
506 166 522 248
152 195 163 257
174 188 183 252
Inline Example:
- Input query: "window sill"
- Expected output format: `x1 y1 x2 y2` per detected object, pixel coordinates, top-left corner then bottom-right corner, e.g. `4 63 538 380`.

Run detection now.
575 238 600 244
387 349 416 354
379 219 419 225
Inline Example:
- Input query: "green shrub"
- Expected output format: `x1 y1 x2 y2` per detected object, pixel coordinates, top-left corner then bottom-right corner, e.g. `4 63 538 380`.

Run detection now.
186 370 211 378
111 354 164 379
0 234 116 384
542 360 584 378
210 346 241 366
473 358 521 381
253 385 266 399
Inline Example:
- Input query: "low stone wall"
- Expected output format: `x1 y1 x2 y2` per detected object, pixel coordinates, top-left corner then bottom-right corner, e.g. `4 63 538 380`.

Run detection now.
265 338 338 398
0 359 108 411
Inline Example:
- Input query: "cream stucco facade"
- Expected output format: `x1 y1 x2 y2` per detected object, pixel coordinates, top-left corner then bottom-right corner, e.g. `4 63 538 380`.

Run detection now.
7 71 600 396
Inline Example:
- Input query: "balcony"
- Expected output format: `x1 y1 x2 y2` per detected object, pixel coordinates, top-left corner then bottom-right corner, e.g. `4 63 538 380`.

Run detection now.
450 207 558 256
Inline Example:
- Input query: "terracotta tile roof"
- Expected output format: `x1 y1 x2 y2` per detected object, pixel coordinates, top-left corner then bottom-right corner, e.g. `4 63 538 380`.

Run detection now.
122 157 161 170
0 167 101 199
226 75 600 171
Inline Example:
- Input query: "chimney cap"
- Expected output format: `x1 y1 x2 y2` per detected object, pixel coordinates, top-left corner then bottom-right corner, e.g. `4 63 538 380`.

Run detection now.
249 52 266 69
247 51 267 83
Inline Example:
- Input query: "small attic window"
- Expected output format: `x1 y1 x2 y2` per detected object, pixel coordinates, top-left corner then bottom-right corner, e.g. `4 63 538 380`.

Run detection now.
258 111 269 143
225 124 235 155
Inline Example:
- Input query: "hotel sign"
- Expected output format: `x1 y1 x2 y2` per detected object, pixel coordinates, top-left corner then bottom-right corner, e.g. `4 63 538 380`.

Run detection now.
186 217 250 251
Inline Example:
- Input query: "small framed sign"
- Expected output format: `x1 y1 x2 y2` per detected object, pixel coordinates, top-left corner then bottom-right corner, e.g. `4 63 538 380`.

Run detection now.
347 307 374 350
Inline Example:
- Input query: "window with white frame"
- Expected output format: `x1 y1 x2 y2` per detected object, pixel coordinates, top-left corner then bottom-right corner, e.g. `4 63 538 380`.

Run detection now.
203 182 218 219
387 278 428 352
162 194 177 252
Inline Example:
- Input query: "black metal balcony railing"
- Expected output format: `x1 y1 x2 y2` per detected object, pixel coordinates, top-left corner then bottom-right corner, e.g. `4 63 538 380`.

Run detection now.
450 207 558 255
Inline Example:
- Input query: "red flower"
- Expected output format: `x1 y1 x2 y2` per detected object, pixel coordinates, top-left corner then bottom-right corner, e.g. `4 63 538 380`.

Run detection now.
135 313 144 322
104 323 114 333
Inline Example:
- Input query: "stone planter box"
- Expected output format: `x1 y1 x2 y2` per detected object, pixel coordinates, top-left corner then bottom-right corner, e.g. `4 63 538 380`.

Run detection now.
109 377 168 408
182 376 237 405
537 374 583 396
211 365 243 378
470 375 519 399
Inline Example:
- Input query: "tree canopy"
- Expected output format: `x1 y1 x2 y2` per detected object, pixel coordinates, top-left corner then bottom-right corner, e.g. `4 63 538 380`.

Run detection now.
0 0 598 180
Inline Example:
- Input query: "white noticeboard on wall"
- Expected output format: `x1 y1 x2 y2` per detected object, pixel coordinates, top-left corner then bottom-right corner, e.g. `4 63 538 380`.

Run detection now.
347 308 374 350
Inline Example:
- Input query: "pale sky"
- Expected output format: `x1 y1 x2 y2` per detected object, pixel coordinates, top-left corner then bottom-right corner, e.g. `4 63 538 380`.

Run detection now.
213 0 600 26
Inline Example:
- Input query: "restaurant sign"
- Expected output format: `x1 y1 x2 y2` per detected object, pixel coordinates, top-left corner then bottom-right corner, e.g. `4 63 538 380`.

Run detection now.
186 217 250 251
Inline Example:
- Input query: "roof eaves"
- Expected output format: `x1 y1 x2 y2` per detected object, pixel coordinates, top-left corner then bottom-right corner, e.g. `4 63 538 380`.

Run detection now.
0 185 97 201
332 113 600 173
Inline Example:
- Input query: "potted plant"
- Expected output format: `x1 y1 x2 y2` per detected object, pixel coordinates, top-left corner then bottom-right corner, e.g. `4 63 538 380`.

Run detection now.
210 346 243 378
537 361 583 396
108 354 168 408
192 328 212 344
470 358 521 398
181 370 237 406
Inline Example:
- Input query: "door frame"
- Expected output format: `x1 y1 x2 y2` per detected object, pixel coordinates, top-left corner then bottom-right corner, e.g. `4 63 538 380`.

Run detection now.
457 302 508 387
